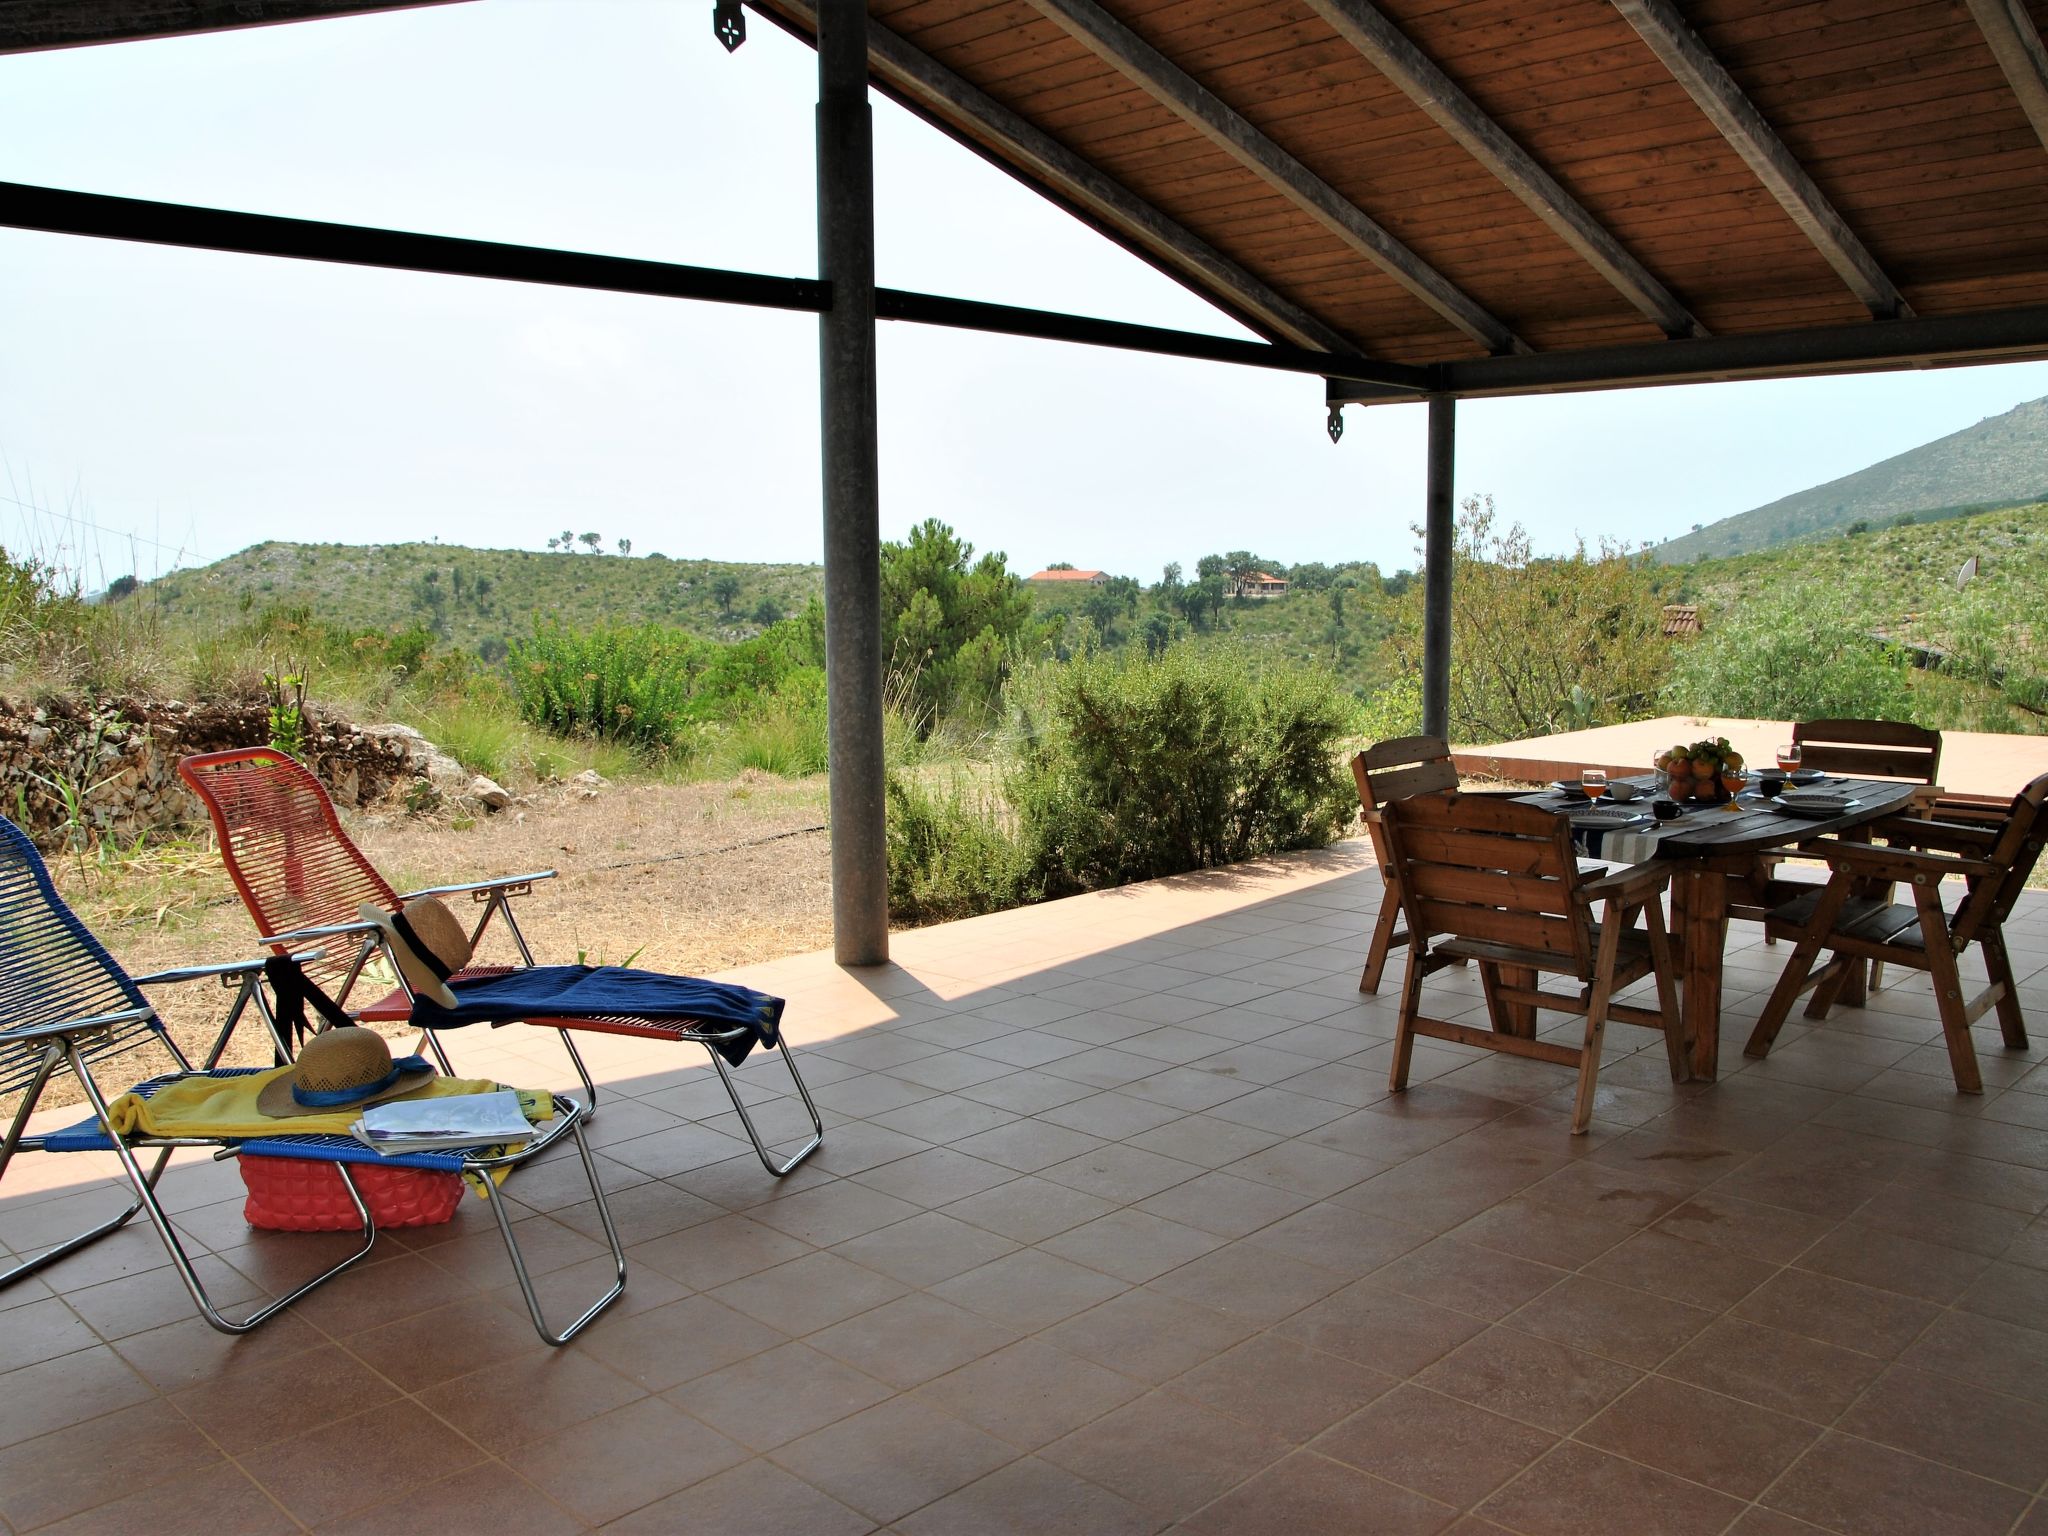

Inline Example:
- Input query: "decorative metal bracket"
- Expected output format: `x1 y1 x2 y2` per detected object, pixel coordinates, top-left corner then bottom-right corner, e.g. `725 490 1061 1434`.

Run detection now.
1326 402 1345 443
714 0 746 52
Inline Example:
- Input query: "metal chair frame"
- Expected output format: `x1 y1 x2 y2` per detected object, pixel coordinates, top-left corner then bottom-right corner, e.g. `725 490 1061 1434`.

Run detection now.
178 748 821 1176
0 819 626 1342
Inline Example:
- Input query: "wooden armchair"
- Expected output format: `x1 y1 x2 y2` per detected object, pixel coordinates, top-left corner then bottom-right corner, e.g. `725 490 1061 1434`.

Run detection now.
1792 717 1944 784
1732 719 1944 987
1378 793 1689 1134
1351 734 1467 995
1745 772 2048 1092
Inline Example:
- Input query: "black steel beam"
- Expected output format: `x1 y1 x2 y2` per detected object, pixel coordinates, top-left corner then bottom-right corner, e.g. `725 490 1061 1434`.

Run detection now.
1421 397 1454 741
0 181 829 311
0 180 1421 388
1329 305 2048 405
875 290 1424 388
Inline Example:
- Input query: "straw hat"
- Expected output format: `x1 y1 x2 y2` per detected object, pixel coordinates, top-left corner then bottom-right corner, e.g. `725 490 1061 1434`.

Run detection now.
359 896 472 1009
254 1026 437 1118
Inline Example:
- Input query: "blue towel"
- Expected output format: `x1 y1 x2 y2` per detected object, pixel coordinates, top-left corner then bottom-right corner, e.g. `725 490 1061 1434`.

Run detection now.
410 966 784 1066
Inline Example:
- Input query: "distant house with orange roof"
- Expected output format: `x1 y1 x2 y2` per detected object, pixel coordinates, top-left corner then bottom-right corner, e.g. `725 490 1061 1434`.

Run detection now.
1228 570 1290 599
1026 567 1108 586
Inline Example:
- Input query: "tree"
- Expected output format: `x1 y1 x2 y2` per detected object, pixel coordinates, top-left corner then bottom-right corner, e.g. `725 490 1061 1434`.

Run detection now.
1195 554 1226 582
1047 561 1075 571
752 596 782 627
1157 562 1184 607
712 574 743 617
104 574 138 601
559 529 574 550
1391 495 1668 741
1141 611 1174 658
880 518 1047 724
1289 561 1334 592
579 532 603 554
1080 576 1139 644
545 536 560 551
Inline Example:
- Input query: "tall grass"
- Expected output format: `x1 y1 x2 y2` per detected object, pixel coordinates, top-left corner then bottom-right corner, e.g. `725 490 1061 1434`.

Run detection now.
0 547 171 698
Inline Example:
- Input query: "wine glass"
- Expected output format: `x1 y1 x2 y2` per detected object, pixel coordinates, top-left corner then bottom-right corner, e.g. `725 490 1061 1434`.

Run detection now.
1776 743 1802 774
1720 763 1749 809
1580 768 1608 800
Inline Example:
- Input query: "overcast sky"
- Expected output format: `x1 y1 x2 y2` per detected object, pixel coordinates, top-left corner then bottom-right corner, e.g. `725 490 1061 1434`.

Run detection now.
3 0 2046 592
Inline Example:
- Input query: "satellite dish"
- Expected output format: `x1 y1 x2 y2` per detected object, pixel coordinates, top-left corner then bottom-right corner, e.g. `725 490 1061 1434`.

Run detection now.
1956 556 1979 591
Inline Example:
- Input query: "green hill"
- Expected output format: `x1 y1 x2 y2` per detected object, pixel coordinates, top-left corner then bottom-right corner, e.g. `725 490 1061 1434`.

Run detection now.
1681 497 2048 609
1655 395 2048 563
1678 498 2048 733
143 542 824 655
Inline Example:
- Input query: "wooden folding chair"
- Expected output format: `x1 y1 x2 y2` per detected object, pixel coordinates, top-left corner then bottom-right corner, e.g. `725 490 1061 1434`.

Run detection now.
1745 772 2048 1092
1378 793 1689 1134
1352 735 1460 996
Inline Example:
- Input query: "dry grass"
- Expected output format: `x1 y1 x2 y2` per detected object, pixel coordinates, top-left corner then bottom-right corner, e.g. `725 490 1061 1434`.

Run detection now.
21 772 832 1116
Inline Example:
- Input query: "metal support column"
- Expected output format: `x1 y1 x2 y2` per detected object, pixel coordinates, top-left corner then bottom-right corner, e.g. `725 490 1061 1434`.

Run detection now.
817 0 889 965
1421 395 1455 740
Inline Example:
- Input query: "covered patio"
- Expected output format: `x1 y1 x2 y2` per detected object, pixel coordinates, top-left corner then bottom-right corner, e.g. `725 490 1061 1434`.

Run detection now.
4 846 2047 1533
7 0 2048 1530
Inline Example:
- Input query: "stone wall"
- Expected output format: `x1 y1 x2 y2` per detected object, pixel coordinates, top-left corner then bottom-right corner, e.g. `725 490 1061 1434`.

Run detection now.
0 696 420 850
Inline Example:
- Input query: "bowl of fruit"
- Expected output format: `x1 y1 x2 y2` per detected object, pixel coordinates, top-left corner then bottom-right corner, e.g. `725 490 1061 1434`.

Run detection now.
1655 737 1747 806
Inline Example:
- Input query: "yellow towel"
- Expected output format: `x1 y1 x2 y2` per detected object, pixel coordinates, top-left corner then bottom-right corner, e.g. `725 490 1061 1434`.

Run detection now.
103 1067 553 1141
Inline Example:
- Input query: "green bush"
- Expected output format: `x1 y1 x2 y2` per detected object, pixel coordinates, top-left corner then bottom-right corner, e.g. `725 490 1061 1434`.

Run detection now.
885 769 1039 923
1665 586 1914 721
1011 646 1354 896
507 619 701 751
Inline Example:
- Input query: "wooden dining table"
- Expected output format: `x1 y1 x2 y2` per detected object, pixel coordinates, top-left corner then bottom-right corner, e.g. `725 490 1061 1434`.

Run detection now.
1514 776 1922 1079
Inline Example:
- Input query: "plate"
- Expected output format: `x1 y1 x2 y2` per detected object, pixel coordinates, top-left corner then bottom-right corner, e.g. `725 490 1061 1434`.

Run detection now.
1776 792 1860 819
1549 780 1591 798
1785 769 1828 785
1568 807 1653 827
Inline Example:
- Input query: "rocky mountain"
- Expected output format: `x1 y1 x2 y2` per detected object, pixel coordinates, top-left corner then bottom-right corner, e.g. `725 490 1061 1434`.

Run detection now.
1654 394 2048 562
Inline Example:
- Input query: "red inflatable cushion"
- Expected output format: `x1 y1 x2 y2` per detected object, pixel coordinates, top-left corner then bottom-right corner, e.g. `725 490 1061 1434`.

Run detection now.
240 1155 463 1231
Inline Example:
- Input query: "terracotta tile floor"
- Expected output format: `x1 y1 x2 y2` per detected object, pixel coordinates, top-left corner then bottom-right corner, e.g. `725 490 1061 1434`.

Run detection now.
5 841 2048 1534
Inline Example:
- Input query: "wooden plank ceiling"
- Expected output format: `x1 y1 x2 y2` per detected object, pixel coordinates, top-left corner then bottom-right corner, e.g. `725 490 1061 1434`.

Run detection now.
757 0 2048 367
8 0 2047 380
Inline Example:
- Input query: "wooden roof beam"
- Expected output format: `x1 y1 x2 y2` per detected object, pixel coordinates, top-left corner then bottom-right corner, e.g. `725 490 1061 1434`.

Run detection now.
1028 0 1527 356
1612 0 1910 320
0 0 463 54
1303 0 1703 340
753 0 1369 360
1963 0 2048 156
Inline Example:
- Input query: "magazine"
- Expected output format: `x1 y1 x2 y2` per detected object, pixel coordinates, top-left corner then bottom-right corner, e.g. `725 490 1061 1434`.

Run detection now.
350 1089 535 1155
